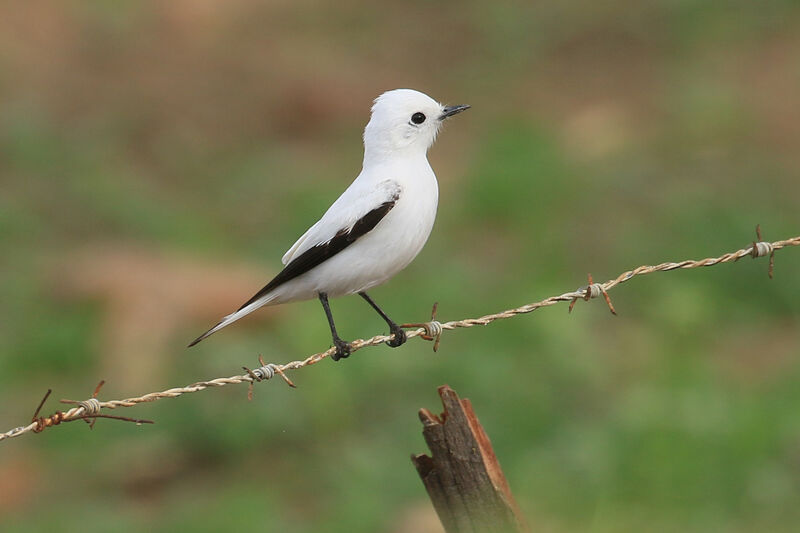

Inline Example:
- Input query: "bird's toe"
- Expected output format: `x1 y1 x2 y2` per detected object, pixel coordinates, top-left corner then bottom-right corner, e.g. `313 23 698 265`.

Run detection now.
386 326 407 348
331 338 352 361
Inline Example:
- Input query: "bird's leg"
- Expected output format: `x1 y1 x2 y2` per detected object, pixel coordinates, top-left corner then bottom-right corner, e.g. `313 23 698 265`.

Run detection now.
318 292 351 361
358 292 407 348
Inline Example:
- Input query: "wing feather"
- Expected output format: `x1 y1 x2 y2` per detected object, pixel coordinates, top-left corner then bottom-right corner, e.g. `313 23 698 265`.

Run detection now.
236 186 399 311
281 179 401 264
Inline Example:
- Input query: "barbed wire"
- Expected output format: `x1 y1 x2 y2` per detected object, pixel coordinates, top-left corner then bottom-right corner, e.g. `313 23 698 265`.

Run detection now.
2 227 798 443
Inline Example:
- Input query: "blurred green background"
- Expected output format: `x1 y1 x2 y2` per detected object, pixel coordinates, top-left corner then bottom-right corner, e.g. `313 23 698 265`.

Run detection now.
1 1 799 531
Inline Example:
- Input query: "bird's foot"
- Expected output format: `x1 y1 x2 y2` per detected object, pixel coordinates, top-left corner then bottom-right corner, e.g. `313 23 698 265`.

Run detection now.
386 324 407 348
331 338 352 361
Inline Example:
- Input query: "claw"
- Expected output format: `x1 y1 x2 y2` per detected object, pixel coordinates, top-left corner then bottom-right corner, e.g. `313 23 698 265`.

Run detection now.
387 325 407 348
331 339 351 361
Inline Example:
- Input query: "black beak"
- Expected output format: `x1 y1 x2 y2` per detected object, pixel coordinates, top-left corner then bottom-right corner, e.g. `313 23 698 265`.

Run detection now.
438 104 471 120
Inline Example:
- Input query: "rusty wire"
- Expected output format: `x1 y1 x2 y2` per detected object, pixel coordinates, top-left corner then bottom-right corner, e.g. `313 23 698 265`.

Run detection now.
2 229 798 442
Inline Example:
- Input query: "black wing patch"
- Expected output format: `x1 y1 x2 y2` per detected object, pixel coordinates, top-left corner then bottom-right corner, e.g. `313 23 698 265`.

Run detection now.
235 195 399 312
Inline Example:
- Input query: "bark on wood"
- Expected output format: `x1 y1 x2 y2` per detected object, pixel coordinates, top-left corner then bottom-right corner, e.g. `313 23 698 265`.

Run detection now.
411 385 528 533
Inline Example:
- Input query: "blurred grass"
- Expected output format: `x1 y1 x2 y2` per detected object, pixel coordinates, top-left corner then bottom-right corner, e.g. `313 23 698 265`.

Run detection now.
2 1 800 532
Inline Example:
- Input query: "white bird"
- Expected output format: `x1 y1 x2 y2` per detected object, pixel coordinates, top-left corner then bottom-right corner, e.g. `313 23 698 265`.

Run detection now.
189 89 469 360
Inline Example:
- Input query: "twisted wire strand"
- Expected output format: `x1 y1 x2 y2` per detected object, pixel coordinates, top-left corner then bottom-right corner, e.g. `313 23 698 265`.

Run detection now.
2 235 798 442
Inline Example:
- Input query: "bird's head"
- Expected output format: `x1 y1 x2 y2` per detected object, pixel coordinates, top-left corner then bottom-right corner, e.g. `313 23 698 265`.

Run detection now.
363 89 469 163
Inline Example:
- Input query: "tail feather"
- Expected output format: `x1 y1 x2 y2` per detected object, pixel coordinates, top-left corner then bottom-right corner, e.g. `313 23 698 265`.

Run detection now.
187 297 272 347
187 317 229 347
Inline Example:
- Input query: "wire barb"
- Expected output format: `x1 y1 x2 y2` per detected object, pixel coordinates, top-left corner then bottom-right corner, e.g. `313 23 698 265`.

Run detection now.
31 389 59 433
402 302 443 351
569 273 617 315
244 355 296 400
752 224 776 278
70 380 104 427
27 381 155 434
2 231 799 442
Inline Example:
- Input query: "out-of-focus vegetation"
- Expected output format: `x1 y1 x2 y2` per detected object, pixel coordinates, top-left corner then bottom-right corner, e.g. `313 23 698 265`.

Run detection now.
1 2 799 532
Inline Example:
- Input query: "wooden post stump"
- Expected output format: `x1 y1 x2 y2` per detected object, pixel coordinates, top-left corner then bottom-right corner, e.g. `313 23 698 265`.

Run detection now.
411 385 528 533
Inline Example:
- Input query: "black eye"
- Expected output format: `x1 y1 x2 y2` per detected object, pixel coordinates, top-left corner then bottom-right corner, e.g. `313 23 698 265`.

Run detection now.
411 112 426 125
